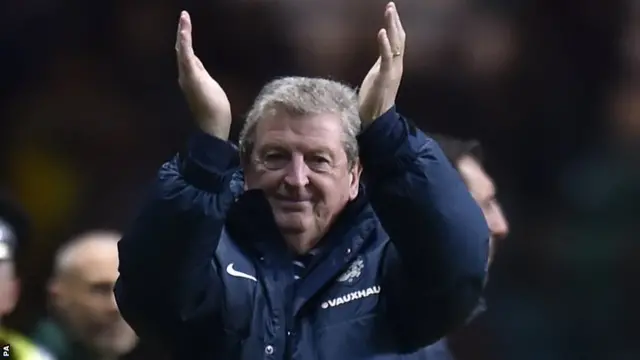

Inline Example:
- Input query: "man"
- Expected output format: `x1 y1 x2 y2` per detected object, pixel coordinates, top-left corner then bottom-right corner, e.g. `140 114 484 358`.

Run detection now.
115 3 490 359
0 194 54 360
424 135 510 359
32 231 138 360
432 136 509 266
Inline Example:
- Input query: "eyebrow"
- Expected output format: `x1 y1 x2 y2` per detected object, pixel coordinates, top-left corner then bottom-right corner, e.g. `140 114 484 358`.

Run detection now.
259 143 335 156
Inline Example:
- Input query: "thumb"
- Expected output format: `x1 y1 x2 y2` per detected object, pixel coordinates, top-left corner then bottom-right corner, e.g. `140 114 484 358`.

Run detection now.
377 29 393 72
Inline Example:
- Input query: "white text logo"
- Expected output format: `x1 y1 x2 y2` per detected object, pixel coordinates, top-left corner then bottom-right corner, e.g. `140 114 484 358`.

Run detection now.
321 285 381 309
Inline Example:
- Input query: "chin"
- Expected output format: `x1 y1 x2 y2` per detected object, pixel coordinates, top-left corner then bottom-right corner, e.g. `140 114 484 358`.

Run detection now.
274 212 312 233
98 336 138 356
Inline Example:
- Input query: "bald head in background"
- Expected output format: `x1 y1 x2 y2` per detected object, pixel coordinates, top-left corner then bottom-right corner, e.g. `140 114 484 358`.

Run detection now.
48 230 137 359
431 135 509 265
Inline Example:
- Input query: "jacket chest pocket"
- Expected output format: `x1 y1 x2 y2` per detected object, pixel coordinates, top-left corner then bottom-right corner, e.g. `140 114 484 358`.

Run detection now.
221 278 259 339
313 284 383 329
315 313 382 360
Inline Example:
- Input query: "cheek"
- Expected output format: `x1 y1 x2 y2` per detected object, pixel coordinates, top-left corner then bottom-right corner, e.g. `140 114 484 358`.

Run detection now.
73 293 97 312
244 169 281 191
484 206 500 228
488 211 508 236
311 174 352 205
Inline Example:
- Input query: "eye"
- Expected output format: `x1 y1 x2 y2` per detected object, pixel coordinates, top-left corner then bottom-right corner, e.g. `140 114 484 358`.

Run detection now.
261 152 290 170
481 198 500 215
308 155 330 164
90 282 114 296
264 152 287 161
306 155 332 172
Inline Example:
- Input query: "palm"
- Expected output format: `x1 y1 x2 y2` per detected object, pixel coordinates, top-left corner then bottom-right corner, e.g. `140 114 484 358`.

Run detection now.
178 58 231 128
358 59 384 121
175 11 232 139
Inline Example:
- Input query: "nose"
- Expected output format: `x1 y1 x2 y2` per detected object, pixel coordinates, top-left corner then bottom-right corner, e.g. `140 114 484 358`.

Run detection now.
283 154 310 188
488 205 509 240
106 289 120 314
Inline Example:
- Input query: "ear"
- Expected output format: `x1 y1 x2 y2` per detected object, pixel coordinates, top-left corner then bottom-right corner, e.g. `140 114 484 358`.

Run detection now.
47 276 72 313
47 277 59 297
348 160 363 200
47 275 67 306
240 158 251 191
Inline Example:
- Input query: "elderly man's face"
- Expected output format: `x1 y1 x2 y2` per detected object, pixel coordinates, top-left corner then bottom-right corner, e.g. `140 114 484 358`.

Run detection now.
244 112 361 248
457 155 509 263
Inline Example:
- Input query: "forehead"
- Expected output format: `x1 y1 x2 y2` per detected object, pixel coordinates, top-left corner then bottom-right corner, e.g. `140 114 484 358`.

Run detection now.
68 241 119 282
456 155 495 201
254 111 344 151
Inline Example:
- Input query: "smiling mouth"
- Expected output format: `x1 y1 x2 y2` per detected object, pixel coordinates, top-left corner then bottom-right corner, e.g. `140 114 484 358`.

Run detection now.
273 197 309 210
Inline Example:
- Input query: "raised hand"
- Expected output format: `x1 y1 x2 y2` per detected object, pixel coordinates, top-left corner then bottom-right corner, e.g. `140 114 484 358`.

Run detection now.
176 11 232 140
358 2 406 127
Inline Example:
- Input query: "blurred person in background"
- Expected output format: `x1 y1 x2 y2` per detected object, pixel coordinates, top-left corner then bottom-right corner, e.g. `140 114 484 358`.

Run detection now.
0 194 54 360
433 136 509 266
115 3 489 359
32 231 138 360
424 135 509 360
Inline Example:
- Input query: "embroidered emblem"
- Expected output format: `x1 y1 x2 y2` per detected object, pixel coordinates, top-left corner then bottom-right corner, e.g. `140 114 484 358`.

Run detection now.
337 256 364 284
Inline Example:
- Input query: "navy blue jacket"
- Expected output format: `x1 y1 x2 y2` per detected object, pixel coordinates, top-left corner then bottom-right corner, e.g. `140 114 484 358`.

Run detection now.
422 298 487 359
115 108 490 359
423 339 456 360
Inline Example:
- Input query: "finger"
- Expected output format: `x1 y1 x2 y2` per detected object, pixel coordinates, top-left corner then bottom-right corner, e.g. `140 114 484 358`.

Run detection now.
175 12 181 53
385 3 401 55
176 11 196 71
378 29 393 70
391 3 406 48
175 11 188 54
179 11 194 57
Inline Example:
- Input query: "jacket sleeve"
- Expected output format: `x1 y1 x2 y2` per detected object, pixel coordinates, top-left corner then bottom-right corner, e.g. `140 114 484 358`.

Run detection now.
114 130 239 342
358 107 490 346
424 338 456 360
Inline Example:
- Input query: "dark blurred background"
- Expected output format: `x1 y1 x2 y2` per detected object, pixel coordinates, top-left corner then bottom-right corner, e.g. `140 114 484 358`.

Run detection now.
1 0 639 359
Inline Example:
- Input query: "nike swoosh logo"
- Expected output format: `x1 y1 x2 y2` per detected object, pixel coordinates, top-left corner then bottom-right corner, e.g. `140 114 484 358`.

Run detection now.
226 263 257 282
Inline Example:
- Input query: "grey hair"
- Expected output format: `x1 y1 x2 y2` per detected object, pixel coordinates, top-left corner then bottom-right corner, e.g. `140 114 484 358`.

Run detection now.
238 76 361 167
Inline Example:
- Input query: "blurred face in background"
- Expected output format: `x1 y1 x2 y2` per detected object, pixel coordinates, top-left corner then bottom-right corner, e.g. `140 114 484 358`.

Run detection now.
281 0 363 77
49 235 137 357
457 155 509 263
461 12 518 81
0 260 18 324
244 111 361 253
611 83 640 147
622 1 640 78
402 0 469 72
0 222 19 325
